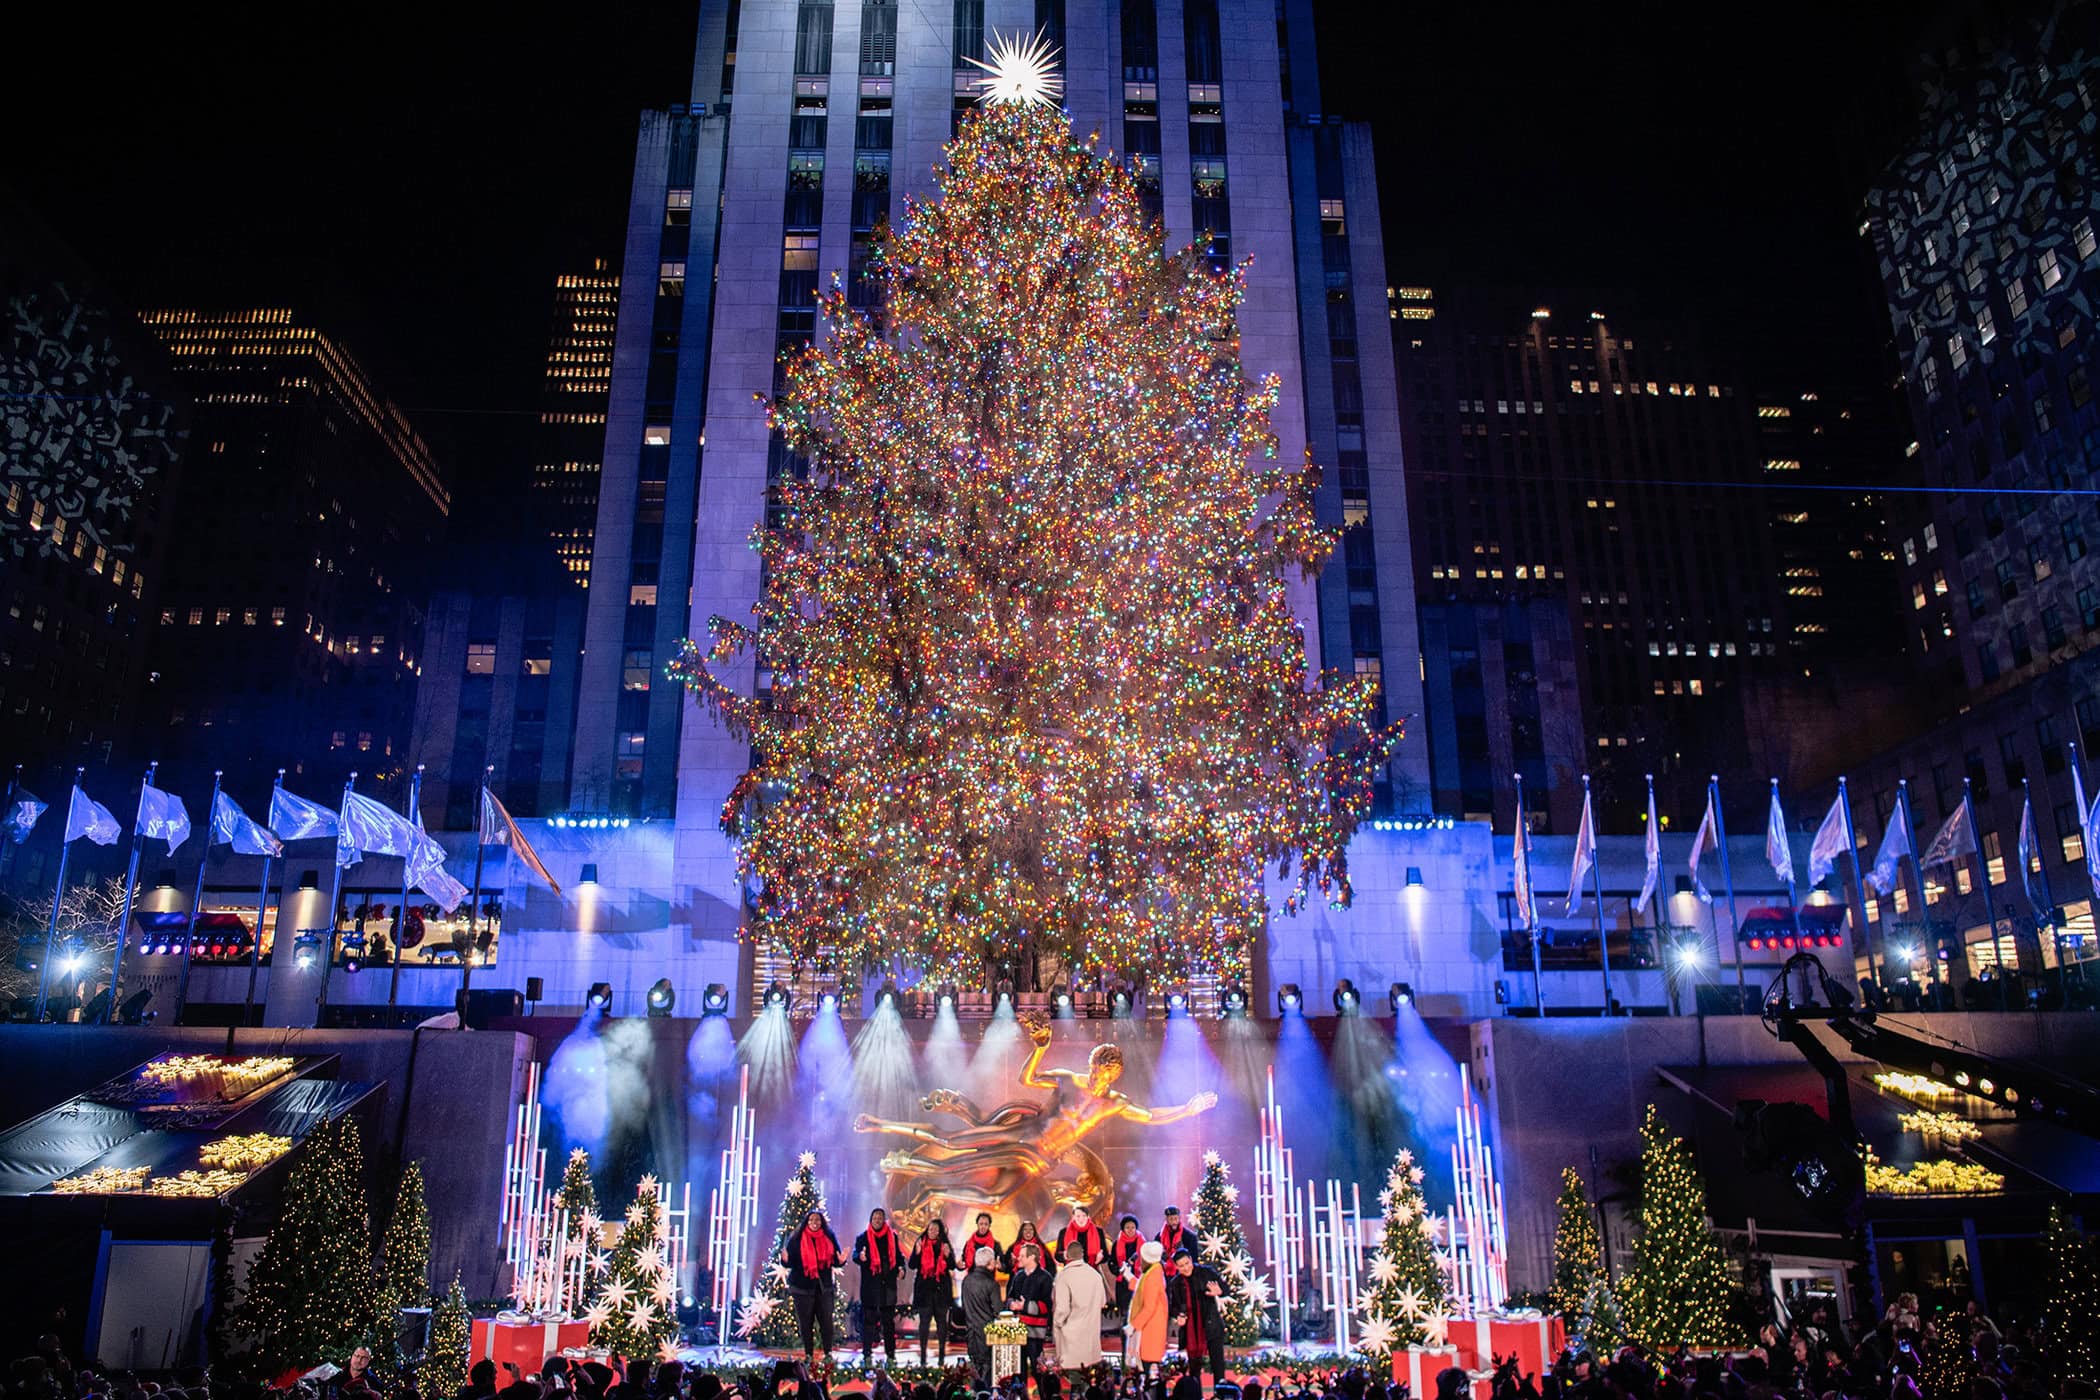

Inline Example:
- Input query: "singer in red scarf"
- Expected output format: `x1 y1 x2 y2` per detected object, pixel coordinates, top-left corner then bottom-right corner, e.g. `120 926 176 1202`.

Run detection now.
782 1210 842 1364
963 1211 1004 1272
1056 1204 1107 1268
907 1219 956 1365
1157 1205 1188 1259
853 1208 905 1366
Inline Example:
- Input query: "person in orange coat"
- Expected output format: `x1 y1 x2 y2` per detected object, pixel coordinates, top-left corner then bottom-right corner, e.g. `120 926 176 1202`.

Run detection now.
1125 1239 1169 1394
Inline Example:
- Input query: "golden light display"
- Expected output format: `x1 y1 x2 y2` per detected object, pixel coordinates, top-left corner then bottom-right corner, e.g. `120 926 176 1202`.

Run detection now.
1897 1109 1981 1142
200 1133 294 1170
143 1169 251 1198
673 99 1399 979
140 1054 296 1095
1863 1147 2005 1196
51 1166 151 1194
1872 1071 1959 1102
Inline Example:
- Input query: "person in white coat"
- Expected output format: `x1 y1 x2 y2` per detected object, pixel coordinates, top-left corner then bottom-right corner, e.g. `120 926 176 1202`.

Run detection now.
1051 1257 1108 1377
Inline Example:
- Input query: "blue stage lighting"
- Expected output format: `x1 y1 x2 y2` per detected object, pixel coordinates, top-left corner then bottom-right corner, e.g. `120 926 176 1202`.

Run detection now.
1220 985 1249 1018
701 983 731 1016
763 981 792 1012
1277 983 1303 1014
1389 981 1415 1012
1333 978 1361 1014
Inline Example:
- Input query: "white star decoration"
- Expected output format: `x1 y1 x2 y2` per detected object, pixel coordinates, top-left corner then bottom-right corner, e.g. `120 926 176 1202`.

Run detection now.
1396 1149 1414 1167
965 29 1065 107
768 1261 791 1285
1244 1276 1274 1308
637 1245 664 1276
601 1278 633 1311
1358 1317 1397 1357
637 1173 661 1196
1368 1256 1400 1287
1222 1184 1240 1204
583 1302 612 1329
736 1295 776 1338
1392 1286 1425 1321
799 1151 817 1170
657 1341 680 1364
1378 1188 1395 1210
651 1275 678 1306
589 1249 611 1274
579 1209 602 1235
1419 1216 1444 1243
1199 1231 1229 1259
1394 1199 1418 1225
1410 1166 1426 1185
625 1201 647 1225
1423 1308 1451 1345
1202 1150 1222 1168
627 1300 657 1331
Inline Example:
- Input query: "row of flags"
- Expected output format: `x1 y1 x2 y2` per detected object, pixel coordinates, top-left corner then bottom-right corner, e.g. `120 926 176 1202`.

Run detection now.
4 775 558 911
1510 767 2097 926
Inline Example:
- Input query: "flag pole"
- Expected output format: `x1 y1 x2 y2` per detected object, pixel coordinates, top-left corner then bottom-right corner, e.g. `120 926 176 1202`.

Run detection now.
1962 776 2005 1008
35 767 87 1023
388 764 425 1007
1896 779 1930 1000
1837 777 1880 987
464 765 493 999
317 771 356 1027
104 760 159 1024
1584 774 1612 1015
174 769 223 1027
2024 777 2062 979
1713 775 1745 1003
1 764 20 881
2069 743 2094 1001
244 770 285 1033
1515 772 1541 1015
1772 779 1808 985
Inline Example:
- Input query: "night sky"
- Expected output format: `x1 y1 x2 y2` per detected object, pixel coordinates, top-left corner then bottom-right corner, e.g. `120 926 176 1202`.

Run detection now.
6 0 1932 517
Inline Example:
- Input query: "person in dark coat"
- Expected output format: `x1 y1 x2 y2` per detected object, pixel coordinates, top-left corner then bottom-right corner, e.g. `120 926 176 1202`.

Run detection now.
1012 1221 1055 1276
1165 1250 1227 1390
963 1212 1006 1273
854 1208 907 1367
1006 1243 1056 1374
961 1246 1004 1385
781 1209 844 1366
1109 1216 1147 1321
908 1218 957 1365
1055 1206 1107 1269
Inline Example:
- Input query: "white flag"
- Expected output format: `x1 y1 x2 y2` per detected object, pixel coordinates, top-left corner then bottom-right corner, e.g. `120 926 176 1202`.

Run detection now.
1807 795 1849 887
64 786 121 846
1866 800 1912 896
1687 793 1718 905
136 783 192 857
1565 790 1596 917
1512 799 1536 930
270 786 339 842
337 790 420 869
211 791 284 858
2078 761 2100 901
2018 793 2044 912
1766 787 1796 885
1920 798 1977 868
407 810 469 914
1634 784 1661 914
480 787 560 895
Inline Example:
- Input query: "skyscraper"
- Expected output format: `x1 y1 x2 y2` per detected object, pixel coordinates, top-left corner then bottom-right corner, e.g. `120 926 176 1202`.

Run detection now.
1395 287 1788 828
135 309 449 803
533 261 621 588
570 0 1425 1003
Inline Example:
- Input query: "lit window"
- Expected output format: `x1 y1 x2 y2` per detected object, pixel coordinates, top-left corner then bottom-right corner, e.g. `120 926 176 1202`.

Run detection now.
271 607 286 626
357 732 374 753
214 608 231 625
2041 248 2063 289
188 608 204 626
659 261 686 295
622 648 654 691
243 608 258 625
2009 278 2029 317
643 425 671 447
1977 306 1996 344
1948 334 1968 369
782 234 820 272
629 583 659 607
2079 217 2098 259
466 642 497 675
666 187 694 211
1923 523 1938 551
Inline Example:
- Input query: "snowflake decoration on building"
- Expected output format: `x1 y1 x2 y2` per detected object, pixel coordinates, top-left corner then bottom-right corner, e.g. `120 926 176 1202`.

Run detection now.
965 29 1064 107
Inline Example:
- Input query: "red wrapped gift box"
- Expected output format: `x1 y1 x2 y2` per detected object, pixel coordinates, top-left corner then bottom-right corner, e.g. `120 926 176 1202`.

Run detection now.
470 1317 592 1374
1448 1312 1568 1379
1397 1344 1463 1394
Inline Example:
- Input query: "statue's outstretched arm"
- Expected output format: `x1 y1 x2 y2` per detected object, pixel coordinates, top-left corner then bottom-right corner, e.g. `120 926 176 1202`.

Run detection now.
1123 1090 1219 1125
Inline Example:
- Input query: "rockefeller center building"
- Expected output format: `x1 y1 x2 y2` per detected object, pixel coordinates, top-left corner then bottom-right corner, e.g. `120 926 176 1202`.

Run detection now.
565 0 1430 1002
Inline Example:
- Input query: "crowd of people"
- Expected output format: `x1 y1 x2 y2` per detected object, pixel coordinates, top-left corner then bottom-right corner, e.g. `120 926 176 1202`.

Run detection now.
778 1204 1229 1389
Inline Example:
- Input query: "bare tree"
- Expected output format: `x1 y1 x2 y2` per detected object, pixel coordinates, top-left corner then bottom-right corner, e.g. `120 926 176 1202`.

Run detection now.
0 875 129 1011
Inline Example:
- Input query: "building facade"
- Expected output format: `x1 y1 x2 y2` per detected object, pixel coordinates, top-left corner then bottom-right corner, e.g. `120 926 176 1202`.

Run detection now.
533 261 621 588
567 0 1428 1004
134 309 449 805
1394 287 1790 829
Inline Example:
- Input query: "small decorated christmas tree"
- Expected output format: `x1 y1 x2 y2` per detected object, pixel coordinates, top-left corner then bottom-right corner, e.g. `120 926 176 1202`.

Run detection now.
238 1116 379 1373
1355 1146 1451 1362
2040 1202 2100 1385
1193 1149 1267 1344
557 1146 599 1238
1921 1321 1975 1400
1548 1167 1619 1347
582 1175 682 1361
741 1151 833 1347
424 1275 471 1400
386 1161 433 1308
1621 1106 1738 1350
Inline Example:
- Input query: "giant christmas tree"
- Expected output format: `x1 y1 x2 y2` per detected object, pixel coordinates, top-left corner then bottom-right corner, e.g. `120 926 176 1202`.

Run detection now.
1621 1106 1738 1351
671 37 1398 981
238 1116 380 1373
1192 1149 1266 1344
582 1175 682 1360
1355 1147 1450 1362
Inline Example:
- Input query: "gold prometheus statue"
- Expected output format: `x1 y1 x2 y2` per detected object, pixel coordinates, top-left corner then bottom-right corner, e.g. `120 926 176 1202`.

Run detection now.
854 1012 1217 1236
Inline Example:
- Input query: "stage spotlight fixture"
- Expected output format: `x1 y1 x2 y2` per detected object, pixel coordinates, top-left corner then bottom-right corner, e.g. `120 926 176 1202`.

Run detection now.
818 990 841 1013
762 981 791 1012
293 934 322 972
995 978 1015 1005
578 863 600 886
877 980 899 1011
937 983 958 1009
647 978 676 1016
1165 987 1190 1017
1388 981 1415 1012
701 983 730 1016
1110 985 1132 1016
1051 984 1075 1018
1278 983 1303 1014
1333 978 1362 1014
586 982 614 1011
1220 985 1249 1017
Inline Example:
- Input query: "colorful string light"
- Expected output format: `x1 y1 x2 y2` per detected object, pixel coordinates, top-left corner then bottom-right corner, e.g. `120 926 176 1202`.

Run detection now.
671 99 1399 981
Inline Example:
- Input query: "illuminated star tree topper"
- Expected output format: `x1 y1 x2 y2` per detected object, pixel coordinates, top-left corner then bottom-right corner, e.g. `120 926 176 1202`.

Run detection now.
966 29 1064 107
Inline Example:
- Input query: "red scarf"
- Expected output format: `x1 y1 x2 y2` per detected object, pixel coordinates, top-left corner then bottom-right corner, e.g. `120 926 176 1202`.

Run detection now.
1159 1223 1186 1257
1113 1231 1145 1269
798 1226 837 1277
918 1237 950 1279
1059 1220 1104 1265
864 1223 897 1271
966 1229 999 1263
